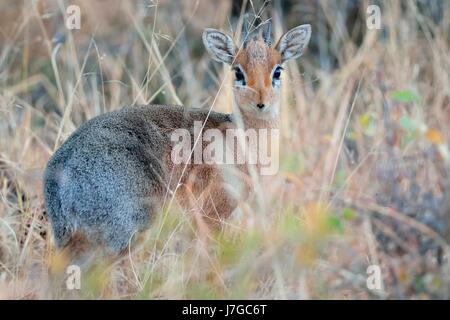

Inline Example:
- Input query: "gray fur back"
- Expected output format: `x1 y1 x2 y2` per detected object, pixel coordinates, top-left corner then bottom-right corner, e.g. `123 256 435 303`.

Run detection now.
43 104 232 252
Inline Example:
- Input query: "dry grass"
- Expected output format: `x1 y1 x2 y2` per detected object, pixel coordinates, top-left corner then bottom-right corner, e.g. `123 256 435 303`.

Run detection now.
0 0 449 299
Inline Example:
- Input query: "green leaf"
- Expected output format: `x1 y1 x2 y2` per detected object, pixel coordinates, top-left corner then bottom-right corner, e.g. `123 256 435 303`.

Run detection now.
327 216 343 234
391 90 420 104
359 113 377 137
359 114 371 127
342 208 355 220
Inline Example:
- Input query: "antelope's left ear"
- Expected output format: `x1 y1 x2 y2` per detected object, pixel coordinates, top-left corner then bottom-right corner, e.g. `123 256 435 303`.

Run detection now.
276 24 311 63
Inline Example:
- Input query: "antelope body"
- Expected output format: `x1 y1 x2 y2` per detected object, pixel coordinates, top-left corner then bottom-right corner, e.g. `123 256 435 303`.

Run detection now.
43 20 311 256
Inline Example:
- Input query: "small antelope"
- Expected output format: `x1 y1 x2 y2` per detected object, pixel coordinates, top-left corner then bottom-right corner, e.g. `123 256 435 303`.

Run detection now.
43 20 311 258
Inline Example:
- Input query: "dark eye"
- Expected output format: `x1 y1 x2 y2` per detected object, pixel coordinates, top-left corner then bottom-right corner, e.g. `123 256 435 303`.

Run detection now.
272 66 283 81
234 67 246 85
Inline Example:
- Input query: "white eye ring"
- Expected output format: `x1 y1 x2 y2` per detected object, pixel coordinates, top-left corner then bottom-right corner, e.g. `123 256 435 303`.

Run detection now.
233 65 247 86
271 65 283 87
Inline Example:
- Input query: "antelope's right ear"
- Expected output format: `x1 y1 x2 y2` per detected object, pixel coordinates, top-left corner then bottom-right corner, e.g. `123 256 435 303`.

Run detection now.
202 28 236 65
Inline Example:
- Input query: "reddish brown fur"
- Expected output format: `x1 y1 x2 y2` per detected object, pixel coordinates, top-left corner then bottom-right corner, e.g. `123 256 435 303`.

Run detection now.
233 39 282 122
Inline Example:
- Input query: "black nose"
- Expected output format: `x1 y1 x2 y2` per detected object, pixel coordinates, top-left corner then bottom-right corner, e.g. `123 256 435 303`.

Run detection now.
257 104 265 109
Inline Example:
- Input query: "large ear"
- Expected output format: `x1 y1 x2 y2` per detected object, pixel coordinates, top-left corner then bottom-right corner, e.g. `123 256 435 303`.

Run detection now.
276 24 311 63
202 28 236 65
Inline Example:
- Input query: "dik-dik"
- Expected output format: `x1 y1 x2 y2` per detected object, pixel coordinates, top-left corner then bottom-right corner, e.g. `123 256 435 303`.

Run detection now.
43 21 311 257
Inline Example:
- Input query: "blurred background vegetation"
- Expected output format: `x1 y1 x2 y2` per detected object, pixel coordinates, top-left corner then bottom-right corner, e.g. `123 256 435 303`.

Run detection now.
0 0 449 299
